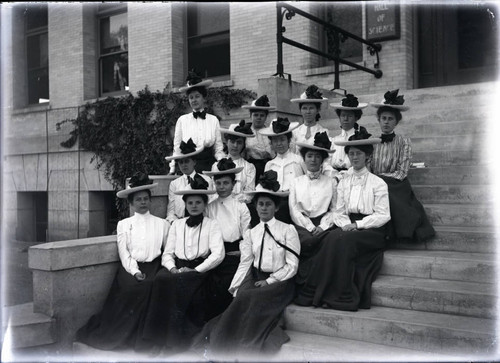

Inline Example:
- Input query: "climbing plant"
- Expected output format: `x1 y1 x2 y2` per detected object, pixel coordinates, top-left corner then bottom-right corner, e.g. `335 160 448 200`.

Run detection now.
56 86 255 216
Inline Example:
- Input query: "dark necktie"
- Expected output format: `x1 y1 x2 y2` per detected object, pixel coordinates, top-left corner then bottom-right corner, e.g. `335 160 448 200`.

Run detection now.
257 223 269 272
187 175 194 185
380 133 396 143
193 110 206 120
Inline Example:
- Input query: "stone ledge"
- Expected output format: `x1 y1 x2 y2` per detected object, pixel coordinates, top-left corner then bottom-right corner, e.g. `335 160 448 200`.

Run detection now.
28 235 118 271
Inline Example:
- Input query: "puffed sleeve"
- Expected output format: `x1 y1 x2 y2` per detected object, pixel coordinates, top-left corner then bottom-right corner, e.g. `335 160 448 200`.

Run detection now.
117 220 140 276
195 220 225 273
355 177 391 229
162 220 178 271
229 229 254 296
266 224 300 284
289 179 315 232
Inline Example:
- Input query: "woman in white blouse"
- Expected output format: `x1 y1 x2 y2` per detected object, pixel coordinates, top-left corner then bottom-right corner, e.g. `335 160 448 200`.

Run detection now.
142 176 224 352
290 131 337 258
77 173 169 351
193 170 300 355
169 70 225 174
295 129 391 312
329 93 368 177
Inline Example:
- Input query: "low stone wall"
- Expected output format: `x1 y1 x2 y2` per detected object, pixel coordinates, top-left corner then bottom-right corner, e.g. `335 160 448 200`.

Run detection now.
28 235 119 348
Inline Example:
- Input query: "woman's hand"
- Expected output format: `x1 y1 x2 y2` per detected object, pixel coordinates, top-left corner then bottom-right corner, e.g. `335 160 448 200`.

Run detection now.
254 280 268 287
134 272 146 281
312 226 324 236
179 267 196 273
170 267 180 274
342 223 357 231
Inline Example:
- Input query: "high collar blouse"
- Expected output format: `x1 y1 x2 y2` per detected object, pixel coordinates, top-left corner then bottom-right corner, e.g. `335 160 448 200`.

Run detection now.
290 123 329 154
264 150 305 191
211 157 256 204
330 128 356 170
169 111 225 173
289 173 337 232
166 171 215 224
116 211 170 276
162 216 225 273
333 167 390 230
245 125 276 160
206 195 251 243
229 218 300 296
370 134 412 181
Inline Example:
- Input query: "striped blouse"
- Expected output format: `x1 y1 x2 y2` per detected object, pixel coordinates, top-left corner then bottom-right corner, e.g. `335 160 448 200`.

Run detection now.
370 134 412 181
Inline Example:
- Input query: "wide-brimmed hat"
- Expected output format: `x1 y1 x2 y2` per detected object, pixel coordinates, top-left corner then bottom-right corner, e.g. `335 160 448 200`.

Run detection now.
244 170 289 197
334 129 381 146
117 172 158 199
370 89 410 111
258 117 300 137
290 85 329 104
165 138 204 162
173 174 216 196
241 95 276 111
203 158 243 177
296 132 336 153
220 120 255 138
330 93 368 110
178 69 213 93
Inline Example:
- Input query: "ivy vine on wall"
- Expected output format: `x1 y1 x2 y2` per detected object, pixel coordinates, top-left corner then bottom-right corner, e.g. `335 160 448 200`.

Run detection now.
56 86 255 215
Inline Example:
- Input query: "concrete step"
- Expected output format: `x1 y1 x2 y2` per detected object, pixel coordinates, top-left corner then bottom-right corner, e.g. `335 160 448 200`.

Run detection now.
372 275 497 319
425 203 494 227
284 304 497 356
2 302 56 349
410 134 478 152
381 250 496 283
413 184 493 204
412 149 488 166
393 226 496 254
408 165 492 185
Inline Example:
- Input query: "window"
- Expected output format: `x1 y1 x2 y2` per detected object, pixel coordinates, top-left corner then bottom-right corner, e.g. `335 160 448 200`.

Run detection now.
25 3 49 104
98 4 128 96
321 3 363 66
187 3 230 79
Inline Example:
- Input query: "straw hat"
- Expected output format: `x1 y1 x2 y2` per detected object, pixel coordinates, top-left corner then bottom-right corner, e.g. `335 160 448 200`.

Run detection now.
116 172 158 199
173 174 216 196
290 85 329 104
178 69 213 93
219 120 255 138
330 93 368 110
258 117 300 137
370 89 410 111
241 95 276 111
165 138 204 162
296 132 336 153
244 170 289 197
203 158 243 177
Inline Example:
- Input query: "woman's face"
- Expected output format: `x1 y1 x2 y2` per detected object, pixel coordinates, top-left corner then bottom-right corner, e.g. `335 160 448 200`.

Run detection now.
131 190 151 215
347 147 368 171
270 134 290 155
227 137 245 157
339 110 357 131
214 176 235 198
256 195 278 222
300 103 319 125
304 150 323 172
251 111 268 129
188 90 205 111
185 195 206 216
178 158 196 175
378 111 398 134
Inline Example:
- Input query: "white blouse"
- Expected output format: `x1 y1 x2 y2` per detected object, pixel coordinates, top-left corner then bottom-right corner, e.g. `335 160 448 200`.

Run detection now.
116 212 170 276
166 171 215 224
229 218 300 296
244 125 275 160
206 195 251 244
330 128 356 170
332 167 390 230
162 217 225 273
264 150 305 191
289 173 337 232
169 112 225 172
290 123 329 154
211 157 256 204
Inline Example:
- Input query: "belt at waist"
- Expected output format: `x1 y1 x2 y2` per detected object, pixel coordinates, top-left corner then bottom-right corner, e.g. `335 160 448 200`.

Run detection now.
251 266 271 280
349 213 369 223
224 239 242 253
175 256 206 269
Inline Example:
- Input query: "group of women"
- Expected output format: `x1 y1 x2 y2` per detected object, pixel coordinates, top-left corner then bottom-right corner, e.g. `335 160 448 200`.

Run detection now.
76 70 435 357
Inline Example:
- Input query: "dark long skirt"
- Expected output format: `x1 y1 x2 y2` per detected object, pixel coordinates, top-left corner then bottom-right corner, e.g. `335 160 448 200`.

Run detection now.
381 176 435 243
194 267 294 354
76 257 162 351
294 215 334 259
141 258 211 351
295 219 387 311
274 196 292 225
194 146 216 173
247 157 271 182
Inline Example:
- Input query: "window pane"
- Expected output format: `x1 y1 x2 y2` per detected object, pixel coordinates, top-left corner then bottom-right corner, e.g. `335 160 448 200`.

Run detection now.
26 3 48 30
28 68 49 104
100 12 128 54
187 3 229 36
325 4 362 60
101 53 129 93
27 33 48 69
188 32 230 77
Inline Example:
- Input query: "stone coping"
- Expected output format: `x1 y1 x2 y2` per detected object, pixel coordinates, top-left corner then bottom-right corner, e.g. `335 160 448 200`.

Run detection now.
28 235 119 272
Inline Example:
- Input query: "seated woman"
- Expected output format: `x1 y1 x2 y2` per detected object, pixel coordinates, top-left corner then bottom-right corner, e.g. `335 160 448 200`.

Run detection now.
370 89 435 243
217 120 256 204
295 129 390 311
260 117 304 224
329 93 369 178
76 173 169 351
290 132 337 258
194 170 300 355
241 95 276 180
141 176 224 352
169 69 225 174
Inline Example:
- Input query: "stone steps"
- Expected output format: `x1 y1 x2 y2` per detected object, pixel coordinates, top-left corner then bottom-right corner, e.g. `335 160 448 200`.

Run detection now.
424 203 494 227
408 165 492 185
413 184 493 204
2 303 56 349
412 149 488 166
284 304 497 356
381 250 496 283
372 275 496 319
